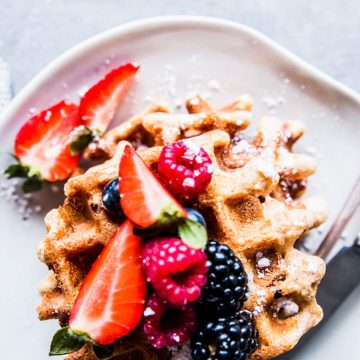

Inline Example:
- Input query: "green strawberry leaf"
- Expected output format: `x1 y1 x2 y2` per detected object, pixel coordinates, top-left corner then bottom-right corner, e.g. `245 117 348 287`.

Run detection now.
22 176 43 193
4 163 30 178
133 222 177 239
133 224 163 238
93 344 114 359
160 203 187 225
134 203 186 238
178 218 208 249
70 133 93 155
49 327 93 356
4 161 43 193
69 127 103 155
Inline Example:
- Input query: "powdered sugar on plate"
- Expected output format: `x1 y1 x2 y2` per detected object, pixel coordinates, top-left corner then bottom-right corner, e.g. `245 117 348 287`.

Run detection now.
0 175 41 221
141 62 222 111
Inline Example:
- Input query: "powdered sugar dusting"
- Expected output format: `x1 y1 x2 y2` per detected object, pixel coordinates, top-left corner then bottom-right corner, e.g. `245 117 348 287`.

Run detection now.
0 174 42 221
208 79 221 91
67 125 90 144
232 139 255 155
168 344 191 360
263 96 286 111
272 298 299 319
143 307 155 317
257 257 271 269
253 289 267 316
183 177 195 188
254 158 279 182
188 97 200 106
184 141 201 155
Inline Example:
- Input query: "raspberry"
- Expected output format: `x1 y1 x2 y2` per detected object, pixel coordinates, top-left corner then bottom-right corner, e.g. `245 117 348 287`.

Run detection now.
143 294 197 349
142 237 208 306
158 140 213 200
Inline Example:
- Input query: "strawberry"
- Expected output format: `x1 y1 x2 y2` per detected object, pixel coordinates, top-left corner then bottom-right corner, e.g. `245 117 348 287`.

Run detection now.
5 100 81 191
50 221 146 355
119 144 186 228
79 63 139 133
68 220 146 345
119 145 207 249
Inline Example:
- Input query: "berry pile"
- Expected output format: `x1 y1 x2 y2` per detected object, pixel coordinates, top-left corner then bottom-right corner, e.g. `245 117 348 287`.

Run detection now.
51 140 259 359
191 311 259 360
202 239 248 316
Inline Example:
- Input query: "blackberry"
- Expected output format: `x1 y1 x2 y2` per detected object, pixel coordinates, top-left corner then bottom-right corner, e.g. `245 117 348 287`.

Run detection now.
202 240 248 316
191 310 259 360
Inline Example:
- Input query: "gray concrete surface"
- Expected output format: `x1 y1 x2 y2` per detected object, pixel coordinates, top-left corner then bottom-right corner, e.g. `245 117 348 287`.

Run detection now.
1 0 360 95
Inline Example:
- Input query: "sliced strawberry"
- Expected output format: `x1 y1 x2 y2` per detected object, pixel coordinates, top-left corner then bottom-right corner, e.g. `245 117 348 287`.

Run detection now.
119 145 187 228
79 63 139 133
14 100 81 182
69 220 146 345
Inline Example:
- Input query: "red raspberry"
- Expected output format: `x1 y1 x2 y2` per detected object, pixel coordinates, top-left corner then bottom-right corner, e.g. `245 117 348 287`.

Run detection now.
158 140 213 200
142 237 208 306
143 293 197 349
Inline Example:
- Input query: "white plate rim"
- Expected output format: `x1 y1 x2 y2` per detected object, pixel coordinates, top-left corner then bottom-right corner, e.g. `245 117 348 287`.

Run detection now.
1 15 360 133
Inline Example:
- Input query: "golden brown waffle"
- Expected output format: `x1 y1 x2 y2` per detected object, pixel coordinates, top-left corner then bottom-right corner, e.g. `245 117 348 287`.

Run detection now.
84 94 253 160
37 95 327 360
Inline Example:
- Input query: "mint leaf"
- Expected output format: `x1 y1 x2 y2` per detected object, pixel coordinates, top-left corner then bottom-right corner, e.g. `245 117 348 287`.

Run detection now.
49 327 93 356
93 344 114 359
178 218 208 249
4 164 29 178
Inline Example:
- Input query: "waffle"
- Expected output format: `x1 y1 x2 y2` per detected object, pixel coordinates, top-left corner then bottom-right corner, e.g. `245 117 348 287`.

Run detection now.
37 95 327 360
84 94 253 160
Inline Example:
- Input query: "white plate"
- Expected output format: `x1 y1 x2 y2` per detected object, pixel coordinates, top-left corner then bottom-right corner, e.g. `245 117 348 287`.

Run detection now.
0 16 359 360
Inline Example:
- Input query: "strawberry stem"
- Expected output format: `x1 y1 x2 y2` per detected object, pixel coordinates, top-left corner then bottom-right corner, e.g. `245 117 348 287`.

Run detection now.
4 160 43 193
68 126 103 155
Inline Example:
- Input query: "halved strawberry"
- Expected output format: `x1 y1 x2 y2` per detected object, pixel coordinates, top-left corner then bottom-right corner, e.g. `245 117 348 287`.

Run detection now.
68 220 146 345
5 101 81 190
119 144 187 228
79 63 139 133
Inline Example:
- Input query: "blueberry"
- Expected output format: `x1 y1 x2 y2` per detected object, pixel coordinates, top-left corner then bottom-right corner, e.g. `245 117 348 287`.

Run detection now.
102 179 123 220
185 208 206 228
